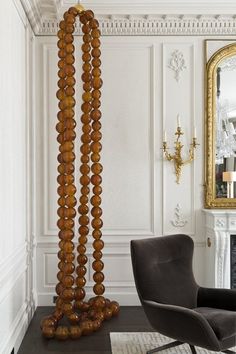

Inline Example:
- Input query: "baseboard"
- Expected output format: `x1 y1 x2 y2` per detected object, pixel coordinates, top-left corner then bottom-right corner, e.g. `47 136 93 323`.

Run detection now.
37 292 141 306
1 300 36 354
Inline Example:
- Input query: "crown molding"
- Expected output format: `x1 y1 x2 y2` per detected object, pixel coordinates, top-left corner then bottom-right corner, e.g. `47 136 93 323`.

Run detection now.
20 0 42 32
61 0 236 15
20 0 236 35
38 15 236 36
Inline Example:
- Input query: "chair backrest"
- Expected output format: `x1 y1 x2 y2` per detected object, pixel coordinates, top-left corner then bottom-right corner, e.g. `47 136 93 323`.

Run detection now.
131 234 199 309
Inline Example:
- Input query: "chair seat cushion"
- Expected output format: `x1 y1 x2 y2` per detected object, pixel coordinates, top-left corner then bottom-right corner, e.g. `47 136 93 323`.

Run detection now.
194 307 236 341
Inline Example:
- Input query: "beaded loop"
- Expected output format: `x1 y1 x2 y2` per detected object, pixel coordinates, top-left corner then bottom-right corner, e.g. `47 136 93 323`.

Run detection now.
41 7 119 341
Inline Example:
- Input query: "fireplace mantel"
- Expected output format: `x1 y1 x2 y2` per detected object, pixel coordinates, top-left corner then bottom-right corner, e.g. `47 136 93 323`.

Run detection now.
203 209 236 289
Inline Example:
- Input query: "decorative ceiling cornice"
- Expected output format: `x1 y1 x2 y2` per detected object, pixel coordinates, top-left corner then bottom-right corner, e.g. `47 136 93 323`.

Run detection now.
39 15 236 36
20 0 236 35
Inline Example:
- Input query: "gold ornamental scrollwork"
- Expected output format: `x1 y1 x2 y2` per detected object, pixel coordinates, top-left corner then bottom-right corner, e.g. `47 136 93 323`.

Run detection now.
205 42 236 208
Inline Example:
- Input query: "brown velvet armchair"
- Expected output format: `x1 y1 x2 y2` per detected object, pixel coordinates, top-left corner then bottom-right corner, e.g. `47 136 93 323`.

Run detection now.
131 234 236 354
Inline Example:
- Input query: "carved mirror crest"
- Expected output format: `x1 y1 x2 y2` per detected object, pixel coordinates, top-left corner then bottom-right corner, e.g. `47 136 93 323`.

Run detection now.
205 42 236 208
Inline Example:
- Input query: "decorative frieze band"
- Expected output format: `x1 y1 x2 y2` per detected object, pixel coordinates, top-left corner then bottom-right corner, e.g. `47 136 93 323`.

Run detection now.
32 15 236 35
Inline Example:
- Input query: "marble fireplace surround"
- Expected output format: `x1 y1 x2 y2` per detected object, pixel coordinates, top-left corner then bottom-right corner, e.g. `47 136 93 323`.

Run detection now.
203 209 236 289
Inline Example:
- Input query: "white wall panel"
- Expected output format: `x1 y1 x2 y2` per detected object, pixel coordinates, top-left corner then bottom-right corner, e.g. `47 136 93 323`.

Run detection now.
162 42 195 236
0 1 35 353
101 43 155 236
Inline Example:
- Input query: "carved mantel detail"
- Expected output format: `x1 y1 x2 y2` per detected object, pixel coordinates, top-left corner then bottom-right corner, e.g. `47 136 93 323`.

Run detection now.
203 209 235 289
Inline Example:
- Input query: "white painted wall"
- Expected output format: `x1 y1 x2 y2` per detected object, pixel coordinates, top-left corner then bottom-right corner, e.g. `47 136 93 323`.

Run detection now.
0 1 35 353
35 34 208 306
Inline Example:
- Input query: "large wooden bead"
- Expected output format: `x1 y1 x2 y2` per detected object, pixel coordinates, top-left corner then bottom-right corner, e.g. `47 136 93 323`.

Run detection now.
103 307 113 320
68 312 80 324
93 260 104 271
80 320 94 335
64 252 75 262
57 29 65 39
66 76 76 86
76 265 87 277
89 19 99 29
68 7 78 16
64 33 74 43
70 326 82 339
65 43 75 54
75 287 86 300
77 254 88 265
59 20 66 30
61 288 75 301
62 275 74 287
65 195 77 207
92 319 102 332
91 38 101 48
75 277 86 288
93 239 104 250
40 316 56 329
65 65 75 77
91 48 101 59
110 301 120 316
91 28 101 38
55 326 69 340
93 272 104 283
93 296 106 309
82 24 90 34
85 10 94 20
55 282 64 295
63 262 75 274
52 309 63 321
93 283 105 295
61 302 74 315
42 326 55 338
93 311 105 322
83 34 92 44
64 13 76 24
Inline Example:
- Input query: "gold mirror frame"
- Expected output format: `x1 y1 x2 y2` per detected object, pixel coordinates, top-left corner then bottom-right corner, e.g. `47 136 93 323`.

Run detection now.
205 43 236 208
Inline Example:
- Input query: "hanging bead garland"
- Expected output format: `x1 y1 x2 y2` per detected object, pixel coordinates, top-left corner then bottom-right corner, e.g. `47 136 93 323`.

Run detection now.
40 5 119 340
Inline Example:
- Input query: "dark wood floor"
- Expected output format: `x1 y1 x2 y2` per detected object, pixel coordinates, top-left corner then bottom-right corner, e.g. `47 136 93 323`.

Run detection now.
18 306 153 354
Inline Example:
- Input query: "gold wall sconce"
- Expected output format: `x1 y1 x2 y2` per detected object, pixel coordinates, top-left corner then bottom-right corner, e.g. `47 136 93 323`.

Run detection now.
162 115 199 184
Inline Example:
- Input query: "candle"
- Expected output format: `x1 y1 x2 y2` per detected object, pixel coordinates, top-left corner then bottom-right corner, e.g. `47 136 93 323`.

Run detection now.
163 130 167 142
177 114 181 127
194 126 197 138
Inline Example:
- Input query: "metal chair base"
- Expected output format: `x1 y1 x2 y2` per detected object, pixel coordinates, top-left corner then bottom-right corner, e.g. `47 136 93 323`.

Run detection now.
146 340 183 354
146 340 236 354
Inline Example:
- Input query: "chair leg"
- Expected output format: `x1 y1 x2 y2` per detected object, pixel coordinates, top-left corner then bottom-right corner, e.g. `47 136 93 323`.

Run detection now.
189 345 197 354
146 340 183 354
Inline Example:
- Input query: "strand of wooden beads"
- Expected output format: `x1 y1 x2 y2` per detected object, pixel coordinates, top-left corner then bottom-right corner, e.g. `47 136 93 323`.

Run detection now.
89 17 106 317
88 15 120 321
55 9 80 340
40 6 120 341
73 10 92 321
41 8 78 340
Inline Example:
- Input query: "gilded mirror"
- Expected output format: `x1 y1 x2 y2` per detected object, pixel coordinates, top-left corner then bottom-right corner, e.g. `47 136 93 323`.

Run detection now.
205 43 236 208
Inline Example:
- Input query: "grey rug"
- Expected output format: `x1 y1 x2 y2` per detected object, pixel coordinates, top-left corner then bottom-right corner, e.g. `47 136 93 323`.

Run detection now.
110 332 236 354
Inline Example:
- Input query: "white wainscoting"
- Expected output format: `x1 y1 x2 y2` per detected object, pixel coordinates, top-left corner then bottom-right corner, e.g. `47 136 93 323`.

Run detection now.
0 1 35 353
35 35 207 306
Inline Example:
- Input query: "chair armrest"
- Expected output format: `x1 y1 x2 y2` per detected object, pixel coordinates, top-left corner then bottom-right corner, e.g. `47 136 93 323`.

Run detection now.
197 287 236 311
142 300 220 351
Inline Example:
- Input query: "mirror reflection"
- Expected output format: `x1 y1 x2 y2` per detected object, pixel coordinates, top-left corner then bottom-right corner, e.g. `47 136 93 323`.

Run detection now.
215 55 236 198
